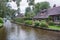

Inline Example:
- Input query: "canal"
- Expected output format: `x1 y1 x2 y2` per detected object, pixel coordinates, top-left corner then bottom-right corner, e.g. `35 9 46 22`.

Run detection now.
0 20 60 40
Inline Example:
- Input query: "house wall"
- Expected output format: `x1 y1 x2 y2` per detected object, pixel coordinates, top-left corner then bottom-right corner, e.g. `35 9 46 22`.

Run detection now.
51 15 60 22
50 15 60 24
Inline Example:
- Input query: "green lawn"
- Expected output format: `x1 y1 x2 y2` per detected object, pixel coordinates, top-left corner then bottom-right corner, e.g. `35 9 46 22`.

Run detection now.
48 26 60 30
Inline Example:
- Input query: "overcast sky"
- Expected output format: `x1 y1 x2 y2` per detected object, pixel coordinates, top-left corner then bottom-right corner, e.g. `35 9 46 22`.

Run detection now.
8 0 60 13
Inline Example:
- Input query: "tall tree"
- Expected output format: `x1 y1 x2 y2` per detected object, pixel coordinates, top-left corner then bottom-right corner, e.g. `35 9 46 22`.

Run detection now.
25 0 35 18
25 12 35 18
25 7 31 16
25 6 36 18
27 0 35 10
0 0 15 18
27 0 34 6
39 2 50 9
33 3 40 14
25 7 31 13
33 1 50 14
13 0 21 14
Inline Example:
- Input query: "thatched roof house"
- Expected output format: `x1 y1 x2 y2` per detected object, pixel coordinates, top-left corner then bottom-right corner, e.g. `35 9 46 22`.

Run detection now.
33 6 60 22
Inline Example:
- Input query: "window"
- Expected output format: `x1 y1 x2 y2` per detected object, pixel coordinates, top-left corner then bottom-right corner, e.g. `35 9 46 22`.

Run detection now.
54 16 60 21
57 16 60 20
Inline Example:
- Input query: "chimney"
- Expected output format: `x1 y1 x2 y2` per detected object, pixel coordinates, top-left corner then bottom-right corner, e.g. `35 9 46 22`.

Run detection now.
53 4 56 7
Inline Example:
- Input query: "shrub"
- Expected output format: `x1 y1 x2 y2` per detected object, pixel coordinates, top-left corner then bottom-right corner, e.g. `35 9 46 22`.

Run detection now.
0 18 3 23
40 20 48 28
48 21 54 26
40 22 48 28
40 20 46 23
24 20 33 25
34 21 40 27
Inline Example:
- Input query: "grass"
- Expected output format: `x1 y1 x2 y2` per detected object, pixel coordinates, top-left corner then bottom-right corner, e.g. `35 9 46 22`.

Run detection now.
48 26 60 30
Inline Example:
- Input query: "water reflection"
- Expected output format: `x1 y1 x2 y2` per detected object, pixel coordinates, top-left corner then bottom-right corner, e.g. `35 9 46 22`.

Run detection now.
18 26 60 40
0 20 60 40
3 20 18 40
0 27 7 40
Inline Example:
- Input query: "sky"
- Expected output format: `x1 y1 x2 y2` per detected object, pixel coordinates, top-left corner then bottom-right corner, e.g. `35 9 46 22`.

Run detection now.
8 0 60 13
7 1 18 10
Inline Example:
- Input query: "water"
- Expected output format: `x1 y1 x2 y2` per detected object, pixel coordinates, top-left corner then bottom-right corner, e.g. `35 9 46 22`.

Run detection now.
0 20 60 40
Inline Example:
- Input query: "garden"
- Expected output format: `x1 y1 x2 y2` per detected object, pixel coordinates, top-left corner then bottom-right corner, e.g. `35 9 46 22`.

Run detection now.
14 18 60 30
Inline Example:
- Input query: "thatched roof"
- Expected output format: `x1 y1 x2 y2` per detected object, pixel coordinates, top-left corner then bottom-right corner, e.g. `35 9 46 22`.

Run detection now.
48 6 60 15
33 6 60 19
16 13 24 18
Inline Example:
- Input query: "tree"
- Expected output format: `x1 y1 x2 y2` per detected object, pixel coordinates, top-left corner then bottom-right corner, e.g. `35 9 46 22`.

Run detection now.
0 0 7 18
0 0 15 18
7 9 16 19
25 11 35 18
0 0 17 20
25 7 31 17
13 0 21 14
27 0 35 6
25 7 31 13
39 2 50 9
33 1 50 14
27 0 35 10
25 0 35 18
33 3 40 14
